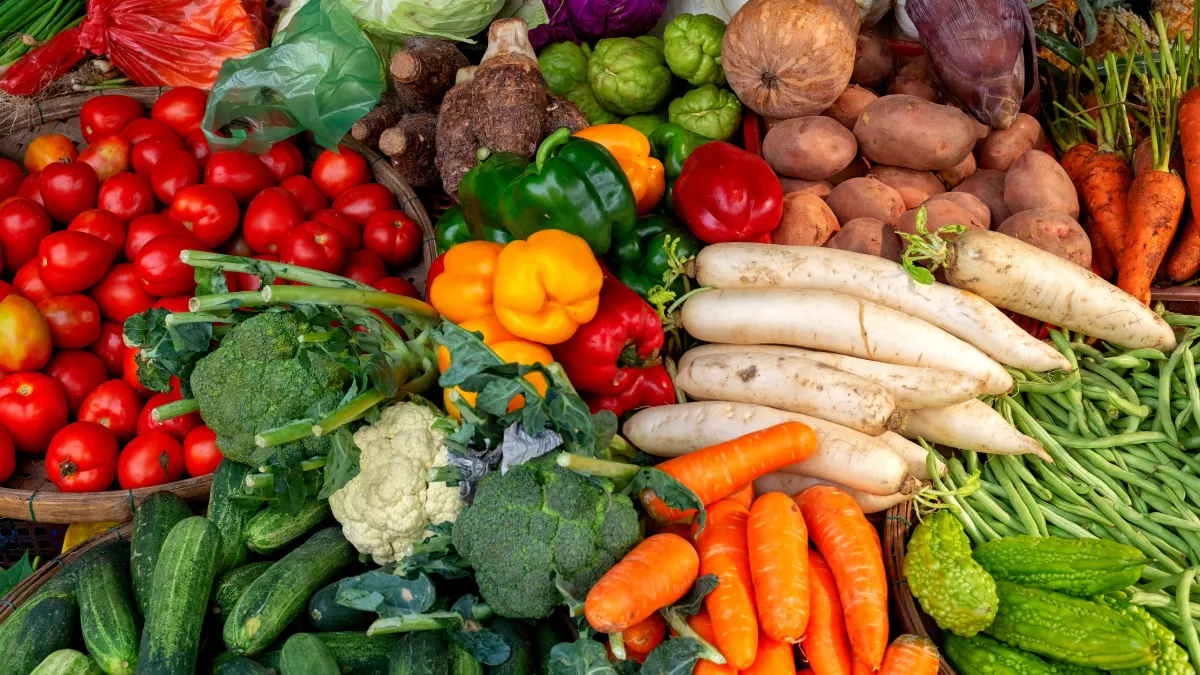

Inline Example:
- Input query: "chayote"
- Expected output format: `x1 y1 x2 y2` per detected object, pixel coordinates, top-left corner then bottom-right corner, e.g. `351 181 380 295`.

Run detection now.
564 84 619 125
636 35 665 54
621 111 669 138
668 85 742 141
538 41 592 96
663 13 727 86
587 37 673 116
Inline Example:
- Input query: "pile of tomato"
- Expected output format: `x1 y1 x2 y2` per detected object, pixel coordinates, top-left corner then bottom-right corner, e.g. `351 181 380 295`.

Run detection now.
0 88 424 494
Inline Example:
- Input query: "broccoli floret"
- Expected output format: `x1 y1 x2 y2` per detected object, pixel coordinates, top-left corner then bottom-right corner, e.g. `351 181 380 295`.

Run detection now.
190 311 349 467
451 457 642 619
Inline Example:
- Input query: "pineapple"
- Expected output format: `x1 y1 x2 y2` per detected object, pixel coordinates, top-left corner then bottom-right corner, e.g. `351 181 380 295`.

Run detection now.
1087 5 1157 59
1034 0 1080 70
1151 0 1194 41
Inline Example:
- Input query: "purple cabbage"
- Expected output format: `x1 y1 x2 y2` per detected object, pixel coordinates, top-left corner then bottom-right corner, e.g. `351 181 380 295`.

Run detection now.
529 0 670 49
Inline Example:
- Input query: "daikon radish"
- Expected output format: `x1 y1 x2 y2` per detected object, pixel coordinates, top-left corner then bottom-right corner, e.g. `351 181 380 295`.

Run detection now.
753 472 924 513
900 399 1050 461
881 431 945 480
675 350 903 436
684 343 986 409
678 288 1014 394
623 401 909 496
691 243 1070 372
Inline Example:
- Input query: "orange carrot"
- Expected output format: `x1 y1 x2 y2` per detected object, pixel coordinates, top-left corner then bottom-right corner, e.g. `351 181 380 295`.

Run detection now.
1167 212 1200 282
1086 218 1117 279
878 635 941 675
1061 141 1098 192
657 522 693 539
624 613 666 655
1119 169 1187 303
1179 87 1200 256
798 486 889 669
1080 150 1133 258
642 421 818 523
585 533 699 634
690 500 759 669
798 670 816 675
748 492 810 643
729 482 755 509
802 551 852 675
689 613 739 675
850 655 873 675
741 632 797 675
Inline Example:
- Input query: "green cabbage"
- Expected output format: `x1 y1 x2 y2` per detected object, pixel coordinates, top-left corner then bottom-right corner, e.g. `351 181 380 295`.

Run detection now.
277 0 545 44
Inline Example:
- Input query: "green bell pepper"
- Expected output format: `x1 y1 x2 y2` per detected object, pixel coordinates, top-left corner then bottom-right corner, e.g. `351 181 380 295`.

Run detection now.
648 123 710 216
435 204 513 254
608 214 702 300
458 152 530 240
499 128 636 256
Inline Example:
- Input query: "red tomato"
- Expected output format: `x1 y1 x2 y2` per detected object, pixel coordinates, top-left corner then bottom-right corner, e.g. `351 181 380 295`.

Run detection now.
131 136 184 176
88 263 155 323
340 250 388 285
97 172 155 223
118 431 185 489
184 131 211 167
425 253 445 297
278 175 328 217
136 232 202 296
312 146 368 199
0 295 53 371
280 222 346 273
183 426 222 477
24 134 77 173
0 158 22 201
122 348 151 394
230 254 288 292
68 209 126 257
137 390 201 441
13 260 51 303
91 322 126 377
0 281 15 303
46 421 118 491
154 295 192 313
150 149 201 204
125 214 185 261
259 141 305 182
363 210 421 267
17 172 43 205
0 427 13 483
374 276 420 298
0 197 52 272
169 184 240 248
121 118 175 145
312 209 360 251
205 151 275 204
78 134 133 183
40 161 99 223
151 87 208 138
332 183 396 227
0 372 69 454
38 231 115 294
220 232 253 258
80 95 145 143
37 295 102 349
43 349 108 414
79 380 142 442
243 187 304 255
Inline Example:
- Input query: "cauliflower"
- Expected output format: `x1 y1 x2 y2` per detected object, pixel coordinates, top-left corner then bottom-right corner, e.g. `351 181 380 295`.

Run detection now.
330 402 462 564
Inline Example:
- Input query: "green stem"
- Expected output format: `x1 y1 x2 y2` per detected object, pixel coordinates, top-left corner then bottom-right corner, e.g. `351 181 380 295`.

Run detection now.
312 388 388 437
164 311 234 326
298 331 336 343
367 605 494 636
152 398 198 423
608 633 626 661
180 250 373 290
189 291 267 313
255 419 317 448
1180 568 1200 673
555 453 640 483
261 285 439 322
659 608 727 665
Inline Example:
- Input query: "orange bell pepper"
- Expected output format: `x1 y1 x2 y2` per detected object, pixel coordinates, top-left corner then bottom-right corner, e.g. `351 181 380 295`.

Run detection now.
493 230 603 345
438 314 553 421
427 241 504 324
574 124 666 214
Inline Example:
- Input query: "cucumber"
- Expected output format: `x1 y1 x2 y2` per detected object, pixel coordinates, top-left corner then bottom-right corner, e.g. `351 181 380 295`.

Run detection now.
245 500 332 555
212 562 274 623
212 656 271 675
389 631 448 675
0 590 78 675
209 459 254 574
451 639 484 675
308 580 372 632
280 633 340 675
136 516 221 675
130 491 192 616
487 618 534 675
259 633 401 675
224 527 354 656
74 540 139 675
30 649 101 675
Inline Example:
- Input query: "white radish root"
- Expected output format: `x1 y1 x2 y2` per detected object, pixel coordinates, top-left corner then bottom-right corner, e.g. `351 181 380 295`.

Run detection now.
753 472 925 513
881 431 945 480
900 399 1050 461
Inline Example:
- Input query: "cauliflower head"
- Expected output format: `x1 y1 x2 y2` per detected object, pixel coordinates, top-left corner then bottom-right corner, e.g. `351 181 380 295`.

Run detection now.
330 402 462 564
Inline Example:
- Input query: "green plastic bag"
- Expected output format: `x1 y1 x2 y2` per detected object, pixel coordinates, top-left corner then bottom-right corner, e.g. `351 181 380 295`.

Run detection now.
201 0 385 153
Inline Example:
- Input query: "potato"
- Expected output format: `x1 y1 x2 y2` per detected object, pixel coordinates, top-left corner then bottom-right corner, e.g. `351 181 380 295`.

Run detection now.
852 32 896 89
829 157 868 185
826 177 905 224
763 116 858 180
938 153 976 188
997 208 1092 268
772 192 841 246
979 113 1046 171
1004 150 1080 219
887 55 942 102
925 191 991 229
854 95 977 171
826 217 904 262
954 169 1010 225
893 198 985 236
780 177 834 198
866 165 946 209
764 116 787 132
824 85 878 130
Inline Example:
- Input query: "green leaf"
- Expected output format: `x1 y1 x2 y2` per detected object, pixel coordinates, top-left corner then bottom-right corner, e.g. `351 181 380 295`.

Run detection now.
640 638 702 675
318 427 360 500
451 627 512 667
628 467 707 531
0 551 37 596
194 265 230 296
335 571 437 618
547 639 618 675
670 575 719 617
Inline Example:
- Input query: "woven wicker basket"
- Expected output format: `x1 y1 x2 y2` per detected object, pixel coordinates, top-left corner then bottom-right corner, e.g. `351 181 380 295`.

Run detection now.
885 499 958 675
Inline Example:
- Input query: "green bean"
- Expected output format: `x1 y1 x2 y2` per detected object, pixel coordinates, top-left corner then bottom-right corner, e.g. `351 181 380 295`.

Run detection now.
950 459 1015 525
1134 370 1163 389
1007 398 1124 503
1005 455 1053 501
1148 512 1200 532
1082 399 1111 436
928 451 983 545
1164 313 1200 327
1129 348 1169 361
1180 568 1200 673
964 449 979 474
1003 456 1048 536
1028 394 1073 428
1092 497 1185 572
1075 451 1136 504
1113 503 1193 558
1056 501 1115 528
1106 389 1152 417
1159 339 1190 441
1071 341 1106 358
1038 503 1097 539
1052 431 1176 449
1015 370 1080 395
1183 347 1200 434
991 455 1039 536
1031 460 1091 506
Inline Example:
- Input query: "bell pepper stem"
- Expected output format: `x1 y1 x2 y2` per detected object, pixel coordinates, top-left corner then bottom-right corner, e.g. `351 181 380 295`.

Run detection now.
152 398 199 423
535 127 571 172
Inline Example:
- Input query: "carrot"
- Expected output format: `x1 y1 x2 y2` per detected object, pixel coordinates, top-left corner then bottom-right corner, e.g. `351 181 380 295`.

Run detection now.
798 486 888 669
657 522 693 539
748 492 810 643
585 533 699 634
1080 151 1133 256
607 645 647 664
690 499 759 669
1086 218 1117 279
729 482 755 509
741 632 797 675
623 613 666 655
850 655 873 675
642 421 818 523
688 613 738 675
878 635 941 675
798 670 816 675
1061 141 1097 192
1167 213 1200 282
802 551 852 675
1178 86 1200 265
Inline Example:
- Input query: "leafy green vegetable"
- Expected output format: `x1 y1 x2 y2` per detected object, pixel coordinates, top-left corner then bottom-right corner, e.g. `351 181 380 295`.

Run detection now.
395 523 472 580
641 637 704 675
0 551 37 596
336 571 436 617
671 574 719 617
547 639 617 675
628 467 707 531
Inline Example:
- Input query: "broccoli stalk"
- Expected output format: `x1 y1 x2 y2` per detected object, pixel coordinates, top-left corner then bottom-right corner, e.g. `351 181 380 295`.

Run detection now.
366 603 495 636
151 398 199 422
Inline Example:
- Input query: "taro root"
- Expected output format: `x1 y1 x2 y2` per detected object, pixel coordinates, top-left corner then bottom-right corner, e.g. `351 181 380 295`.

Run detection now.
435 67 480 200
471 19 549 159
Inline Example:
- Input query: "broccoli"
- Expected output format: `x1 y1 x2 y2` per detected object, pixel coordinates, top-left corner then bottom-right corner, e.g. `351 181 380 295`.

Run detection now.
451 457 642 619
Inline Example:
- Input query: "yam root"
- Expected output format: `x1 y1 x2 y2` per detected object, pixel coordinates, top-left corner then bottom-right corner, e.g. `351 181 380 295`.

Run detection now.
472 19 549 159
351 91 405 145
436 67 480 200
545 94 590 136
381 113 439 189
390 37 469 114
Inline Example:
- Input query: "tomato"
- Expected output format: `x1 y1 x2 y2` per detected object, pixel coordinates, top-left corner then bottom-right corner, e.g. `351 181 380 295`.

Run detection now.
68 209 126 257
13 260 51 303
77 134 133 183
230 254 287 292
221 232 253 258
0 372 69 454
122 348 151 394
97 172 154 223
280 221 346 273
80 95 144 142
17 172 43 205
46 421 118 491
374 276 420 298
131 136 185 176
121 118 175 145
137 390 201 441
0 197 52 272
204 151 275 204
24 134 77 173
363 210 421 267
169 184 239 248
0 295 52 371
243 187 304 254
136 232 202 296
0 427 13 483
79 380 142 442
278 175 328 217
118 430 185 488
183 426 223 477
40 161 99 223
184 131 212 167
91 322 126 377
125 214 185 261
0 281 15 303
151 87 208 138
154 295 192 313
312 209 360 251
332 183 396 227
425 252 445 297
340 250 388 285
312 146 368 199
38 231 115 294
43 349 108 414
0 158 21 201
37 295 102 349
150 149 201 204
259 141 304 182
88 263 155 323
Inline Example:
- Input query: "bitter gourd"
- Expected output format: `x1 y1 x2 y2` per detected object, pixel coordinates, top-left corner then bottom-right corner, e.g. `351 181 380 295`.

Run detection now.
973 536 1146 597
945 633 1059 675
1098 594 1195 675
905 509 999 637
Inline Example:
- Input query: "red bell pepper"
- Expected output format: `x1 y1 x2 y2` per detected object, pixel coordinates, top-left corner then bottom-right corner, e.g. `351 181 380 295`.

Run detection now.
586 364 676 416
671 142 783 244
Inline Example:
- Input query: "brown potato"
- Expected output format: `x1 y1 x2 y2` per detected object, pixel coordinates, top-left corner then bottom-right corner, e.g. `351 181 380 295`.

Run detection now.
925 191 991 229
764 116 787 132
893 199 985 237
938 153 976 189
866 165 946 209
764 116 858 180
887 55 942 102
852 32 896 89
854 95 977 171
823 85 879 130
997 208 1092 268
826 177 906 224
954 169 1010 225
772 192 841 246
829 157 868 185
1004 150 1080 219
979 113 1047 171
826 217 904 262
779 177 835 198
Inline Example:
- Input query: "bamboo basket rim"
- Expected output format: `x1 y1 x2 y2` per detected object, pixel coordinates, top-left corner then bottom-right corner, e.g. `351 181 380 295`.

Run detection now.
885 498 958 675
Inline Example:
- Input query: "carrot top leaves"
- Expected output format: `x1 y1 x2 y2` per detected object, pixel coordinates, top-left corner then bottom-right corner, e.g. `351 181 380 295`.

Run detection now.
1082 51 1134 158
1133 14 1185 172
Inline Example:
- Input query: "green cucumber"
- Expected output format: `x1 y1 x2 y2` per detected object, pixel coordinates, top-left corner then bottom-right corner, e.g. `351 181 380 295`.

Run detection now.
136 516 221 675
74 540 139 675
389 631 449 675
209 459 254 574
450 640 483 675
30 649 101 675
213 562 274 623
223 527 354 656
245 500 332 555
308 580 371 632
130 491 192 616
0 590 78 675
280 633 340 675
212 656 271 675
259 633 401 675
487 618 534 675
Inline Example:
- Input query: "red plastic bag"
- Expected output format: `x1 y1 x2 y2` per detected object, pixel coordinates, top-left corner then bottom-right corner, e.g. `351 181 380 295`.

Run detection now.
0 0 268 96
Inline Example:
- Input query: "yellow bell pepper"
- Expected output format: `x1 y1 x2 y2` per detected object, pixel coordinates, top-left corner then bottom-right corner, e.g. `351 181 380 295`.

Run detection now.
493 230 603 345
428 241 504 324
62 521 123 553
439 314 553 421
574 124 666 214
